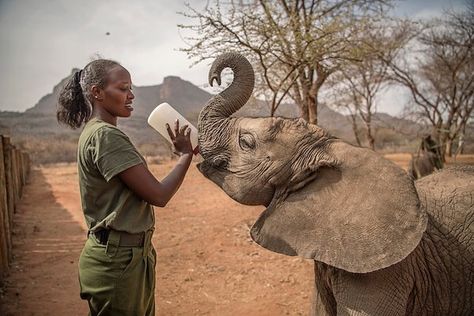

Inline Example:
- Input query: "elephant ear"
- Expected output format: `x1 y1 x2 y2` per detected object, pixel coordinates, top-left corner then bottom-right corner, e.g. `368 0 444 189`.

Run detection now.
250 142 427 273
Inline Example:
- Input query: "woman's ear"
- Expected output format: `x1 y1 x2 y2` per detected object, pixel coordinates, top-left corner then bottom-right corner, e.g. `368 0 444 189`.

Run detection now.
250 142 427 273
91 85 104 101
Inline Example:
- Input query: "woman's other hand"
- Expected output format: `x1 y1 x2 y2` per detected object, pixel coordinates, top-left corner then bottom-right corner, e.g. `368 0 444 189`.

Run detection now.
166 119 193 156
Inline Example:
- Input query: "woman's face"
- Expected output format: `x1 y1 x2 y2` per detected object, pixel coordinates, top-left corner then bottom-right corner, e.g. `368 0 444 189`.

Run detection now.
97 65 135 118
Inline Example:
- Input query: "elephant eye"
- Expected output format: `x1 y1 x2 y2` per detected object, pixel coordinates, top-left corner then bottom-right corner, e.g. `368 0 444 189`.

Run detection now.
239 133 256 150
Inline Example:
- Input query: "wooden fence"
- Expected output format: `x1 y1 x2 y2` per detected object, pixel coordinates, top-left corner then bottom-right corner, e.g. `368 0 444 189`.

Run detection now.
0 135 30 284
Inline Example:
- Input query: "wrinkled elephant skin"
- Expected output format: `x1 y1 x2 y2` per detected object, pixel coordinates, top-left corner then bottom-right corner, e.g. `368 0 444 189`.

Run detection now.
197 53 474 315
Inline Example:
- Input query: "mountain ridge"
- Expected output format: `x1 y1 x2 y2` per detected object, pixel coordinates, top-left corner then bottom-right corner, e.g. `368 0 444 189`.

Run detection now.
0 69 437 163
24 72 212 119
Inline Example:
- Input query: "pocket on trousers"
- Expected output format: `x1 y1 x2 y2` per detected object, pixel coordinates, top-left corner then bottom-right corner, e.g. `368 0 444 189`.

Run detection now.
79 238 133 292
117 247 140 280
111 248 146 313
88 235 133 272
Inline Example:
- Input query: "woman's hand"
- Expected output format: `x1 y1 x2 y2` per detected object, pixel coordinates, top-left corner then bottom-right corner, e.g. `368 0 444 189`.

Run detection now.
166 119 194 156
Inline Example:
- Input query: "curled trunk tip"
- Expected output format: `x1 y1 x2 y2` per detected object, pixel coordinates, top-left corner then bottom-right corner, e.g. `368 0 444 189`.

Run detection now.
198 52 255 158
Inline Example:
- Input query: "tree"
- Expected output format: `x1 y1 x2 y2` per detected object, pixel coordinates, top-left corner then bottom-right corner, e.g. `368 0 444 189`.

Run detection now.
327 20 411 150
179 0 393 124
385 3 474 157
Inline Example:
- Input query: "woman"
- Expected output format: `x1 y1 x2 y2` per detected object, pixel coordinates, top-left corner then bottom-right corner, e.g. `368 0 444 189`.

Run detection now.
57 59 197 315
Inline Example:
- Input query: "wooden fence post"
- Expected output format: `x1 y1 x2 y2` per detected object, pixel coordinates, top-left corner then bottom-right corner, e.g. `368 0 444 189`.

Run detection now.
2 137 14 229
17 149 23 196
25 152 30 179
18 150 23 187
0 136 11 280
12 147 21 202
0 135 31 284
20 151 26 186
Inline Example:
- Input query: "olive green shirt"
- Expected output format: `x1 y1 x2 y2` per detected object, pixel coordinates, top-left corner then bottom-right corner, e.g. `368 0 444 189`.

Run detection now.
77 118 154 234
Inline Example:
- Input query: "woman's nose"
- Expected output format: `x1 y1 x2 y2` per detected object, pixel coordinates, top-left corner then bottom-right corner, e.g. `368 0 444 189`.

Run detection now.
128 90 135 100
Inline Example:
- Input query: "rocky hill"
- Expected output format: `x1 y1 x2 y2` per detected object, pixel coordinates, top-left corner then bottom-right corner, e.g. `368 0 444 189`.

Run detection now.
24 70 212 120
0 69 448 164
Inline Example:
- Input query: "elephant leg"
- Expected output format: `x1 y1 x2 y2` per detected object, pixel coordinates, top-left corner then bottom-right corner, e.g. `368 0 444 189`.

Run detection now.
311 262 337 316
331 265 412 316
310 278 335 316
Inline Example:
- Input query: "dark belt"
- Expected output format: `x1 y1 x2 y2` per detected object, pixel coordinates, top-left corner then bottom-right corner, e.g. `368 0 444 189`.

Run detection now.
91 229 145 247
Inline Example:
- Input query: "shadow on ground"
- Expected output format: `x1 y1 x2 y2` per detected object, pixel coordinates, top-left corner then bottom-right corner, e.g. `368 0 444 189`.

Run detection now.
0 168 88 315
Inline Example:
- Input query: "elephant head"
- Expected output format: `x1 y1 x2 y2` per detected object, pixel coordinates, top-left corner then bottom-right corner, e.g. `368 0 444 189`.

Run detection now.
197 53 427 273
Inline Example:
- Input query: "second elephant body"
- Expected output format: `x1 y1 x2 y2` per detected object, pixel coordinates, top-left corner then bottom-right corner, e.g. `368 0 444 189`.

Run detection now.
310 167 474 315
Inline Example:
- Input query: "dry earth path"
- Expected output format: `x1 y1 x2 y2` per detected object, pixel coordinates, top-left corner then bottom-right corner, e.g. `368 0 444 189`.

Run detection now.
0 161 313 316
1 154 473 315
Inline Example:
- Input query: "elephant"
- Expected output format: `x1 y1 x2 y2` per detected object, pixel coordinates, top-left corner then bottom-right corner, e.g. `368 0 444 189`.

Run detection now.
408 151 438 179
196 52 474 315
408 135 444 179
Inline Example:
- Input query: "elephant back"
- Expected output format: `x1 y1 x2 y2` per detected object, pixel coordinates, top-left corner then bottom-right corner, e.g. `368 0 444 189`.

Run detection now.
415 165 474 253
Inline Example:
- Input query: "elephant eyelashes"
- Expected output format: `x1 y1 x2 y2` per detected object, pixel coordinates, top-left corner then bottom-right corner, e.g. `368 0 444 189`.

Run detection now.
239 133 256 150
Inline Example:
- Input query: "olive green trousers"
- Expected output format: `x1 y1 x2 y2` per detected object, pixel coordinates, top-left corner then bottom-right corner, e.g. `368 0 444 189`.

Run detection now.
78 230 156 316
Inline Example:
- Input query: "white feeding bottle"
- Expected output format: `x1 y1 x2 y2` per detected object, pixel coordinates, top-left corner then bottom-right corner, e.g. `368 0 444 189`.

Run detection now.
147 102 199 152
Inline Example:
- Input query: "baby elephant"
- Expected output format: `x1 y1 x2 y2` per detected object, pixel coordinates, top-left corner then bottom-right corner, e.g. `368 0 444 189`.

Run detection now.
197 52 474 315
408 135 444 179
408 151 438 178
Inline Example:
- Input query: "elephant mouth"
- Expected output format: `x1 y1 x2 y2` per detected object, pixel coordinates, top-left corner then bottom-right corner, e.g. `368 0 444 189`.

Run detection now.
197 160 275 207
197 157 229 174
196 161 208 176
196 160 226 181
197 163 230 192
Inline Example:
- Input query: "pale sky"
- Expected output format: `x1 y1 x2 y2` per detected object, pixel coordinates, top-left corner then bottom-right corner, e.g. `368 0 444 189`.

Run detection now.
0 0 467 114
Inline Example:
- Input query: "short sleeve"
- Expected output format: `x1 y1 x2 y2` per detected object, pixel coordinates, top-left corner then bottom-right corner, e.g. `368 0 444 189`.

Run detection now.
92 126 144 182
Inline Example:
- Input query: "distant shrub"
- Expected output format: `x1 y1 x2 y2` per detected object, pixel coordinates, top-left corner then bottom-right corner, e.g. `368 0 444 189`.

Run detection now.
10 135 78 164
9 134 176 165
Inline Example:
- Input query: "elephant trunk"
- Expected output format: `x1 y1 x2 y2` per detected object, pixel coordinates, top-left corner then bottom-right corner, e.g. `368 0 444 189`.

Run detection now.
198 52 255 159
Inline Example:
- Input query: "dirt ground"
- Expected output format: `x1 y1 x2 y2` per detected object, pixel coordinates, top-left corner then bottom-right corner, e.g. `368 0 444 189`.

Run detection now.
0 154 473 315
0 160 313 316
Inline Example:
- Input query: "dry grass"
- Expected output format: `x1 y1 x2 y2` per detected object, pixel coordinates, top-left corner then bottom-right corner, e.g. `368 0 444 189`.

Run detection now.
445 154 474 166
384 153 474 171
384 153 413 171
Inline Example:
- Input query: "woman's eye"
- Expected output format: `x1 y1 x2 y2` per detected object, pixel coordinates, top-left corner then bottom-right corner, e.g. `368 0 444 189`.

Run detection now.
239 134 255 150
